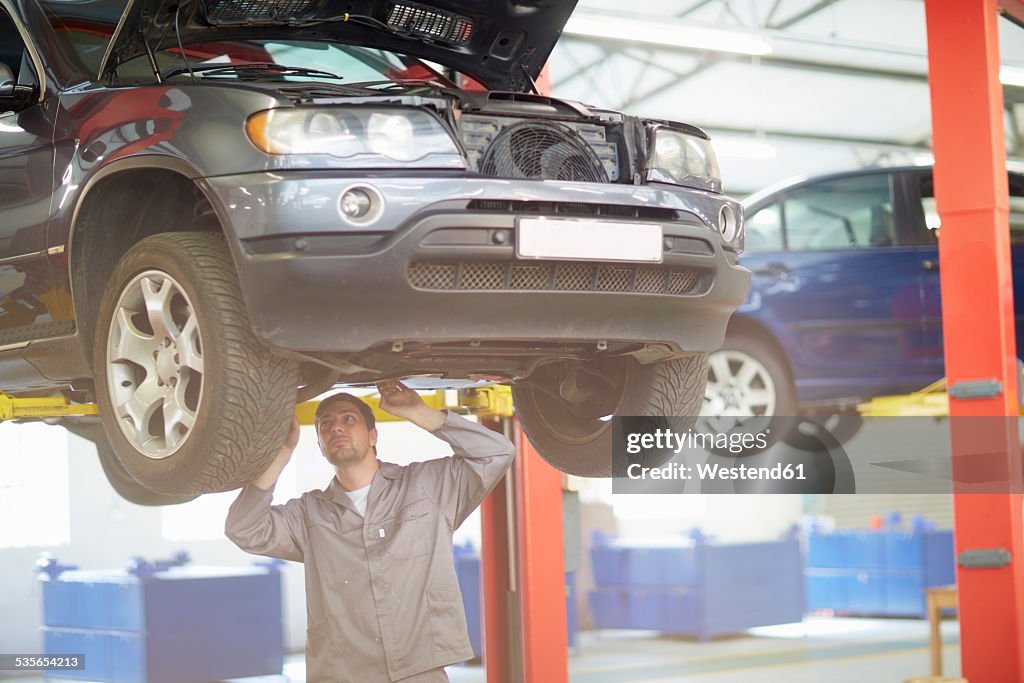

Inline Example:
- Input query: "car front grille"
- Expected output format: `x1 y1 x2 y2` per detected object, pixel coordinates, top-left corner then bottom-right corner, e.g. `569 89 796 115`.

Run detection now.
407 261 706 296
466 200 680 221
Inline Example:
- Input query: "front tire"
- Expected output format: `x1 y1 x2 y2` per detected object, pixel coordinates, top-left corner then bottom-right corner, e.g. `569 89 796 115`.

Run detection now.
93 233 298 495
513 354 709 477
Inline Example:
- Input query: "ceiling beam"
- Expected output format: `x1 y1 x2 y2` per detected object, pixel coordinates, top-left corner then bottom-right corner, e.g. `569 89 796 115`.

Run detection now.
1000 0 1024 26
705 124 932 151
556 36 923 84
769 0 840 30
557 8 1024 88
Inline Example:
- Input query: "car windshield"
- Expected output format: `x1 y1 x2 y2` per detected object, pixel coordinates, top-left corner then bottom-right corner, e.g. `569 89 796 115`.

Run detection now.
40 0 454 85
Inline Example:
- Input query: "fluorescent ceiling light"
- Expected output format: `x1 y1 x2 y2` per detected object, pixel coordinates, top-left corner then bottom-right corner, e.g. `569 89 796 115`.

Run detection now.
1000 65 1024 87
712 138 777 160
564 14 773 56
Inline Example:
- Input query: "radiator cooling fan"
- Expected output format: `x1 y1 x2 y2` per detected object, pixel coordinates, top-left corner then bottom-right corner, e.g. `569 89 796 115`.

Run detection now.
479 121 609 183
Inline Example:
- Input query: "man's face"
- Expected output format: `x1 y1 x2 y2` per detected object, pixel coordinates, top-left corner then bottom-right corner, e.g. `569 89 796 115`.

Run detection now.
315 401 378 468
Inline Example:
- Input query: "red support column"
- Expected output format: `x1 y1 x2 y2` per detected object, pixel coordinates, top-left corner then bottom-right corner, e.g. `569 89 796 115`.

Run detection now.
512 421 568 683
925 1 1024 681
480 418 568 683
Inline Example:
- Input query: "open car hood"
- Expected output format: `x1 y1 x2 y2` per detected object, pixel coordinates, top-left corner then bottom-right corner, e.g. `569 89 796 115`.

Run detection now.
99 0 579 91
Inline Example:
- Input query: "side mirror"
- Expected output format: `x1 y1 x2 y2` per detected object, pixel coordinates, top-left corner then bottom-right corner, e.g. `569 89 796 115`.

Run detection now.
0 81 38 113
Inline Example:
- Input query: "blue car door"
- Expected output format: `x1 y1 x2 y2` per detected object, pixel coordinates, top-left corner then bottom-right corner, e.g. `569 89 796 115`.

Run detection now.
741 171 935 404
913 171 1024 376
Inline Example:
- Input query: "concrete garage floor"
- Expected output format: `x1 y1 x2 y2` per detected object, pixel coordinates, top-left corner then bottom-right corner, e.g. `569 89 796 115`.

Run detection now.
558 617 962 683
1 617 959 682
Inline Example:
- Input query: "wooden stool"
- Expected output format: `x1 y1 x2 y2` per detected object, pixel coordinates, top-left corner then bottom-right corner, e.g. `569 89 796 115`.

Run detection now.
925 585 959 677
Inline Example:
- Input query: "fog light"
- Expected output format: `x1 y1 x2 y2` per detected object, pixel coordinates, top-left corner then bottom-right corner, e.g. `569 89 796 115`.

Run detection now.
337 185 384 225
719 204 738 243
341 189 372 218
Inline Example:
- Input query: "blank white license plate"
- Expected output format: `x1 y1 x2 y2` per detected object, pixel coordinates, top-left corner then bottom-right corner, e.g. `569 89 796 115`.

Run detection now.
516 218 663 263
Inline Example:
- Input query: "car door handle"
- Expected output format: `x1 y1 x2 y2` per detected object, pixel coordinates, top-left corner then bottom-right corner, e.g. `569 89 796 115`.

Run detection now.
752 263 791 278
922 259 940 271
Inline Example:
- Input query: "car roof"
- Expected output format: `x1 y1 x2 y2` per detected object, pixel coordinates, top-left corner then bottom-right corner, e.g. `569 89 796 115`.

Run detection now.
742 165 929 210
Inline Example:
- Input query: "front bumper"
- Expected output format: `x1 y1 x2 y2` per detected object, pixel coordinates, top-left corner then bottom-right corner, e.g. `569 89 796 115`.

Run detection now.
204 173 751 354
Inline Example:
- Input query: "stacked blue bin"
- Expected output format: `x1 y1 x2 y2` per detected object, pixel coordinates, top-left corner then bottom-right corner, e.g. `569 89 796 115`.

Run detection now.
452 542 577 657
805 515 955 617
453 544 483 658
36 554 284 683
587 530 804 641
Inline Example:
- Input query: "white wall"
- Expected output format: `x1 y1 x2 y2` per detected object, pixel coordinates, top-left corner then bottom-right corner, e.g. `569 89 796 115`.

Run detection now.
576 478 805 543
0 418 482 655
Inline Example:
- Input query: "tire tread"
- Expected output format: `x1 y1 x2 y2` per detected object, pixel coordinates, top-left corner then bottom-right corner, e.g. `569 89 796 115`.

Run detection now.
94 232 298 495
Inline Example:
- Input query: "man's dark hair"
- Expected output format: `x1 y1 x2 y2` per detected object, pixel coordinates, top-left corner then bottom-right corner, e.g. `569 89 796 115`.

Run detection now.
314 392 377 430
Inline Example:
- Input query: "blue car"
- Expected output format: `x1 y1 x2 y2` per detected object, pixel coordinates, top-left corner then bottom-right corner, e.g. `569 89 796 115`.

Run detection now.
703 166 1024 440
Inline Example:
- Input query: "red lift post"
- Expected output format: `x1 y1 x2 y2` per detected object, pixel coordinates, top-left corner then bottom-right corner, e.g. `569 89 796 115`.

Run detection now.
925 1 1024 680
480 420 569 683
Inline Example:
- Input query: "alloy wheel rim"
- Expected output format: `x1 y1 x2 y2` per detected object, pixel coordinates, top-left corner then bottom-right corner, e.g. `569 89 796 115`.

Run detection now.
702 350 777 423
106 270 204 460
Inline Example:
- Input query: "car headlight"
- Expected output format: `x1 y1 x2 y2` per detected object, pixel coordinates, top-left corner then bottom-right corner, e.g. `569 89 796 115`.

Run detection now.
646 126 722 192
246 107 462 165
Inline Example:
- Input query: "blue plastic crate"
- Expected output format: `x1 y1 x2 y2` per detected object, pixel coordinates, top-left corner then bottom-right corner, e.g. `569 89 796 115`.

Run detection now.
846 570 886 614
700 540 804 638
846 531 885 569
883 531 924 570
42 629 111 682
39 562 284 683
626 589 665 630
884 570 925 616
922 530 956 587
806 570 849 612
587 534 804 639
587 588 629 629
454 553 482 658
663 588 701 634
806 532 847 568
40 575 144 632
624 545 699 587
803 523 956 617
590 546 628 586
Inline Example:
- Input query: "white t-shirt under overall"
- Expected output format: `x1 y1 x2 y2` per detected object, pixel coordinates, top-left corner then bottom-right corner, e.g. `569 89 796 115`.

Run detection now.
345 483 371 517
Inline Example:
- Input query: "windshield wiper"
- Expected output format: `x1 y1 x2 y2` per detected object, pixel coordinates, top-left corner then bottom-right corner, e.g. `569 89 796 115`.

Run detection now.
163 62 343 81
344 79 447 91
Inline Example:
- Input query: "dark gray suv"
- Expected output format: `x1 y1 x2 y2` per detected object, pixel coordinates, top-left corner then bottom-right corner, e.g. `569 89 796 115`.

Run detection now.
0 0 748 502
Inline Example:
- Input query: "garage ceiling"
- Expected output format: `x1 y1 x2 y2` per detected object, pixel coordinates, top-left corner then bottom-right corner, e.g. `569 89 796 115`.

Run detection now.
548 0 1024 195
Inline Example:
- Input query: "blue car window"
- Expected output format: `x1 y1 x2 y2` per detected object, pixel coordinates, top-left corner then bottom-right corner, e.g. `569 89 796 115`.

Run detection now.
782 174 894 251
745 203 784 252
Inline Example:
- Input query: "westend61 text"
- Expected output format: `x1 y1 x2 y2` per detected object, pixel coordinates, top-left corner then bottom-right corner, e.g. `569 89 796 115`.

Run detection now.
625 428 769 455
626 462 807 481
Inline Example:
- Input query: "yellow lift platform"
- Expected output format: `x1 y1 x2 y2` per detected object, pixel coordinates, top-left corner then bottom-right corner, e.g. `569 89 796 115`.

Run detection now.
1 386 515 424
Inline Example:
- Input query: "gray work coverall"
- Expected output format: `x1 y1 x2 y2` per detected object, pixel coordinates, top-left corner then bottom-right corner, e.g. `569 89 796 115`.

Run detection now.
225 412 515 683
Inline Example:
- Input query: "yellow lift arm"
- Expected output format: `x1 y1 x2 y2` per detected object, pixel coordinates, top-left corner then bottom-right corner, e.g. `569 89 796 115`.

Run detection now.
858 369 1024 418
1 386 514 424
0 394 99 421
857 379 952 417
295 386 515 425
